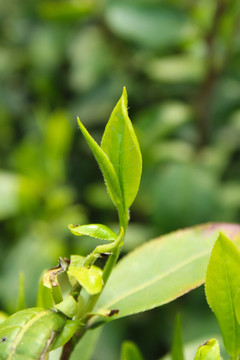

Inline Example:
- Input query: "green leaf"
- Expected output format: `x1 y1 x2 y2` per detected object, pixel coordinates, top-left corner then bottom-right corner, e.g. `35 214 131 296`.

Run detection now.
38 1 94 21
120 341 144 360
68 223 117 241
104 4 196 50
0 307 67 359
50 319 79 350
194 339 222 360
69 255 85 268
101 87 142 209
36 272 54 308
16 272 26 311
95 223 240 321
67 261 103 295
54 295 78 318
171 314 184 360
234 288 240 325
77 117 122 209
205 233 240 357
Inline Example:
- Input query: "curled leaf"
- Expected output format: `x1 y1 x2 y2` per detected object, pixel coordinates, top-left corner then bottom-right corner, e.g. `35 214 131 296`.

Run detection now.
54 295 78 318
68 223 117 241
194 339 222 360
43 257 68 289
67 257 103 295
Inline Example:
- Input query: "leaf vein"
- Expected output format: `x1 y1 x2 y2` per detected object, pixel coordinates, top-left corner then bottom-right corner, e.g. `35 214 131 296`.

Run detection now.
100 248 210 310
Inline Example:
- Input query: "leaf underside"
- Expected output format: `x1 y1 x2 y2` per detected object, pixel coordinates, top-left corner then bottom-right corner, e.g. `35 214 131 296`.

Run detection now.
68 223 117 241
95 223 240 322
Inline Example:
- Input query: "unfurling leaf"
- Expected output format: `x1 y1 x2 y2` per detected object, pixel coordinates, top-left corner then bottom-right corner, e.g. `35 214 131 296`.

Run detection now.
101 87 142 209
205 233 240 357
194 339 222 360
67 257 103 295
68 223 117 241
77 117 122 209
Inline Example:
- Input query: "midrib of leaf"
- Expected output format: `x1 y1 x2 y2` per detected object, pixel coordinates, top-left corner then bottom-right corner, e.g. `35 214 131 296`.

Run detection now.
221 244 237 357
118 115 125 210
98 248 210 311
8 310 50 359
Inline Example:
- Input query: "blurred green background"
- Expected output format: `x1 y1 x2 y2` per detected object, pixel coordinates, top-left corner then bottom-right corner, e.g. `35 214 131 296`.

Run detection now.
0 0 240 358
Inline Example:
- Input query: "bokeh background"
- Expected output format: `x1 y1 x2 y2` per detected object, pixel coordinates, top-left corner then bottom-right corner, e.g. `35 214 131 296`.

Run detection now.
0 0 240 358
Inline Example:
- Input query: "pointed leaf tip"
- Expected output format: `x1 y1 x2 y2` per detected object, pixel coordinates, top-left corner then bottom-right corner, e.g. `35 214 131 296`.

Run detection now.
194 339 222 360
101 89 142 209
122 86 128 108
76 116 122 209
205 232 240 357
68 223 117 241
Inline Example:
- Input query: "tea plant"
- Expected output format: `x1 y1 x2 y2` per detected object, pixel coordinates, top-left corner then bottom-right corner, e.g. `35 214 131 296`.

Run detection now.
0 89 240 359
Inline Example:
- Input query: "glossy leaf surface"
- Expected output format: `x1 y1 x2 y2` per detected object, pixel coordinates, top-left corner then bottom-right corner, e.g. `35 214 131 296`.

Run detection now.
171 314 184 360
194 339 222 360
120 341 144 360
67 259 103 295
96 223 240 321
68 223 117 241
77 117 122 208
101 87 142 209
205 233 240 357
0 307 66 359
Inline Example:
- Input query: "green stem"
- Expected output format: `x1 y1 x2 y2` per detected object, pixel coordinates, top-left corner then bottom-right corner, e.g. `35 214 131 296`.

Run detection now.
82 245 122 317
63 230 124 359
118 205 129 232
79 234 123 320
61 221 126 359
